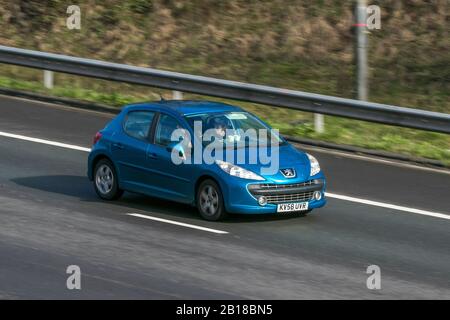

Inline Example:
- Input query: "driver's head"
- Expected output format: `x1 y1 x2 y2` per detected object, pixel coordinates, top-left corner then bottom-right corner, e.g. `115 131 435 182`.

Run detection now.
213 118 227 137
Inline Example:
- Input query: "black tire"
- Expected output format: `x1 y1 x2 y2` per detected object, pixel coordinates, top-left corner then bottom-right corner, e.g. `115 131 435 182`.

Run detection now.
196 179 227 221
93 158 123 200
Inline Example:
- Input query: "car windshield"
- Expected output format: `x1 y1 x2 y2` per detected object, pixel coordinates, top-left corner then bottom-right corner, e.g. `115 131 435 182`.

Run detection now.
185 112 285 147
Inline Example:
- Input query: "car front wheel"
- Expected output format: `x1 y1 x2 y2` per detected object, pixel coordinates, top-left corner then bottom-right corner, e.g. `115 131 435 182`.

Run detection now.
94 158 123 200
196 179 227 221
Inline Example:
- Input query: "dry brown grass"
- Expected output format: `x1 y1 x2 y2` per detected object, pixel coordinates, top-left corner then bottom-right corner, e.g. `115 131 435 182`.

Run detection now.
0 0 448 112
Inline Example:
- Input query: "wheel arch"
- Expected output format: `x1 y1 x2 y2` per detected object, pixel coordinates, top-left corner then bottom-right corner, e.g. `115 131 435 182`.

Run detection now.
194 175 223 204
89 154 116 180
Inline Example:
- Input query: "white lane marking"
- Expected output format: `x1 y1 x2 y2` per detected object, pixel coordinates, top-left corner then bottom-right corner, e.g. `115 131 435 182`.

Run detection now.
326 192 450 220
126 213 229 234
0 130 448 221
0 131 91 152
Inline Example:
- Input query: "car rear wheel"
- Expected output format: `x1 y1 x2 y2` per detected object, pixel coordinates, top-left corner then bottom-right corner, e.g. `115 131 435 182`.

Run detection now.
196 179 227 221
94 159 123 200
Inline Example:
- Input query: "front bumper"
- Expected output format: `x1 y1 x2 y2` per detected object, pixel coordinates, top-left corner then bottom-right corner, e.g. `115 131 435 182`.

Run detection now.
222 176 327 214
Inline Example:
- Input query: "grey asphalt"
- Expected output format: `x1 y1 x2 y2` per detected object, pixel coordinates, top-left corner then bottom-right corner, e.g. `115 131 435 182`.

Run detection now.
0 95 449 299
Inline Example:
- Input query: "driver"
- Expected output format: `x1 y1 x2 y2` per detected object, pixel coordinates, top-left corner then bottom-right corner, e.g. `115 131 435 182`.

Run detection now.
213 118 227 140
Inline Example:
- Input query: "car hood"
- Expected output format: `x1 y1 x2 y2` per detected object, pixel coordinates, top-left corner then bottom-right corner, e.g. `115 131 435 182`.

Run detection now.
217 144 311 183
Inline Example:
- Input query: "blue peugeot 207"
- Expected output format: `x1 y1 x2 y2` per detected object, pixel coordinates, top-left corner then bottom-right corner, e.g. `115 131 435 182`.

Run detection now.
88 100 326 221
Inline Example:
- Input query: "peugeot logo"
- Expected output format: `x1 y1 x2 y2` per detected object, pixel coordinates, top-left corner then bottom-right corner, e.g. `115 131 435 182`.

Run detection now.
280 168 296 178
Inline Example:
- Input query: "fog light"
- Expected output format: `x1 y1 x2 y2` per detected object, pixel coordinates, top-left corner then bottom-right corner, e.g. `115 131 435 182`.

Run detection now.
313 191 322 201
258 196 267 206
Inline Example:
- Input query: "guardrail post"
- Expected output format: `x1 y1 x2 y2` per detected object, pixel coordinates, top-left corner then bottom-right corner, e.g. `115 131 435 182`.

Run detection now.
314 114 324 133
172 91 183 100
43 70 54 89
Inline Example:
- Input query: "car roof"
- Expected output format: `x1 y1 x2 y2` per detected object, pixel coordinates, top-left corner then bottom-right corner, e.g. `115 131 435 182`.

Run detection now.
123 100 243 116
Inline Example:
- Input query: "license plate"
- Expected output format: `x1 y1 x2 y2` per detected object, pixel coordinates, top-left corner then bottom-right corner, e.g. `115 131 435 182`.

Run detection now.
277 202 309 213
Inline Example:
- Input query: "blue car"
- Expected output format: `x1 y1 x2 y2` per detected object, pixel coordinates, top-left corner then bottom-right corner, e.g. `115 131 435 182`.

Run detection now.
88 100 326 221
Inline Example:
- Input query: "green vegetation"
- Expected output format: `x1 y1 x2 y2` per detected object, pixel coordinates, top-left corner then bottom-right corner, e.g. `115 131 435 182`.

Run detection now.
0 0 448 164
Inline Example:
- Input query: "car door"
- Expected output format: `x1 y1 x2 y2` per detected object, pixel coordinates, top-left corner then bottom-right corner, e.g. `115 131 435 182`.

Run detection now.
111 110 156 193
145 113 193 203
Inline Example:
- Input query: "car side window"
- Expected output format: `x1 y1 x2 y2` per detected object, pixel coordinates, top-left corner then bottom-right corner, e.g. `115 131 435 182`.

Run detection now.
123 111 155 140
155 114 183 146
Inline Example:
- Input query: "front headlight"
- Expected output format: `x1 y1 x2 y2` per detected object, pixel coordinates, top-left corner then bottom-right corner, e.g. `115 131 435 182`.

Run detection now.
307 153 321 176
215 160 264 180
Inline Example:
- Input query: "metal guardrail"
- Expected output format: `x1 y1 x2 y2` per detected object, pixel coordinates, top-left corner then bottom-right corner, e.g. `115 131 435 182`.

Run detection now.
0 45 449 134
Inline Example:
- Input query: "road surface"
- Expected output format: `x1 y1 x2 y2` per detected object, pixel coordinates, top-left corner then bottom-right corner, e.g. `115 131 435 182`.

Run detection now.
0 95 448 299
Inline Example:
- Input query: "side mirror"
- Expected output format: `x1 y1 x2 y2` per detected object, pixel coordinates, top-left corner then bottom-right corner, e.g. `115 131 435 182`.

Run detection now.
166 141 176 152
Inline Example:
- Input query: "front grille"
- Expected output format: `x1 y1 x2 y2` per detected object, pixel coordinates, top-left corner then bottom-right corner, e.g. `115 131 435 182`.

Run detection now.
248 180 321 204
257 180 314 190
264 191 314 204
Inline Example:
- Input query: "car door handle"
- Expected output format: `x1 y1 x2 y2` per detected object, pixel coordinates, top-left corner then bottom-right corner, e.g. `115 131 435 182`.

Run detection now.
112 142 124 149
147 152 158 159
